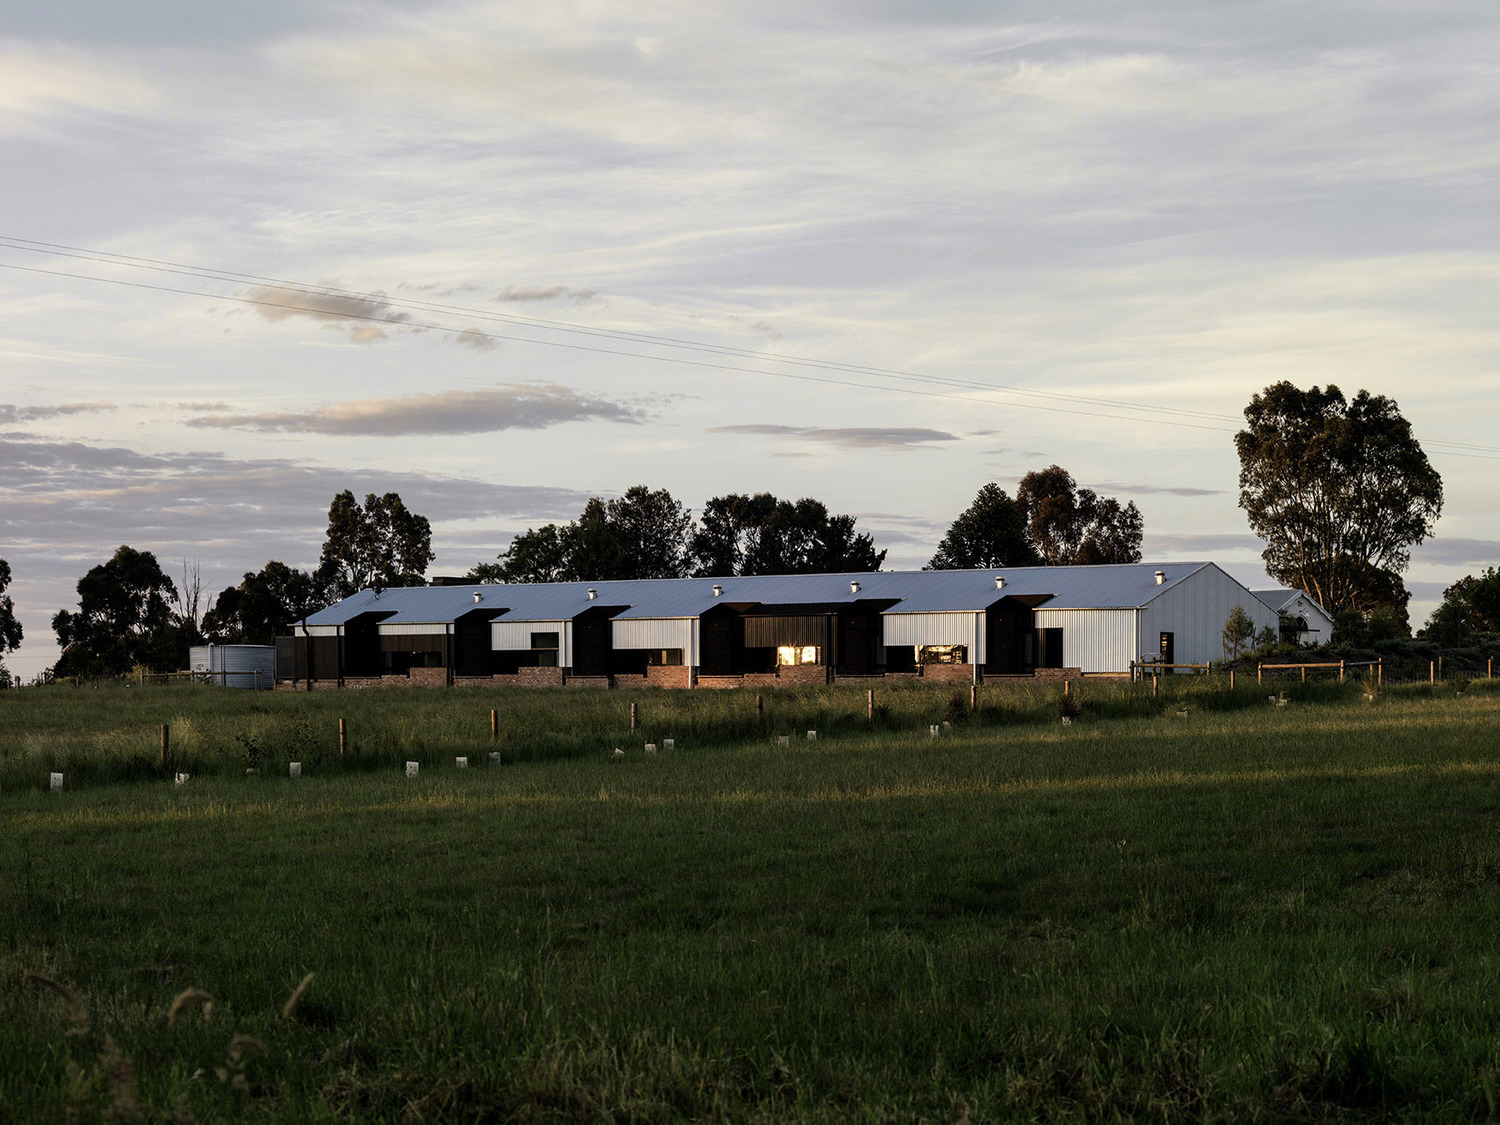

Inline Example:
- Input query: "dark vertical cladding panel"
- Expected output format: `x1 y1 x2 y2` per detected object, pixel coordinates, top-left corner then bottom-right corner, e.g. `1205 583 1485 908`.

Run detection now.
310 637 341 680
455 615 492 677
345 616 382 676
700 609 743 675
837 610 878 674
573 616 613 676
985 601 1035 674
275 636 296 681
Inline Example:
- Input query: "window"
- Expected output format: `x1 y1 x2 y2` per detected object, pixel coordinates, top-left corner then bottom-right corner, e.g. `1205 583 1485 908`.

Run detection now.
530 631 560 668
1038 629 1064 669
917 644 967 665
646 649 684 667
776 645 819 666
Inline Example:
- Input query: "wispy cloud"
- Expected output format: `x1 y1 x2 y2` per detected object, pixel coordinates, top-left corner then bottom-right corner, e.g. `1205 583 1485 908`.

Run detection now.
497 285 597 302
185 384 646 435
1098 480 1228 497
708 424 959 450
0 402 115 423
242 285 413 343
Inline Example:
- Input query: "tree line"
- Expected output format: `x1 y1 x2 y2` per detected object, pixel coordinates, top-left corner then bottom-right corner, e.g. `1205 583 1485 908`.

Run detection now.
0 379 1489 685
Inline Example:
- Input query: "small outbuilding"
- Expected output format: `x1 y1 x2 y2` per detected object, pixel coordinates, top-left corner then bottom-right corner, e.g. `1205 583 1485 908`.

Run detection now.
188 644 276 689
1253 588 1336 646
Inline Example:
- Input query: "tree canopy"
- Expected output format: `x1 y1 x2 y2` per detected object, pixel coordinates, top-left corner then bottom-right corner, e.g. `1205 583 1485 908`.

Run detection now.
1015 466 1143 566
0 559 21 686
52 545 183 677
315 491 435 599
1235 382 1442 617
202 561 323 644
1423 567 1500 645
480 486 695 583
926 484 1039 570
690 493 885 576
478 487 885 583
928 471 1141 570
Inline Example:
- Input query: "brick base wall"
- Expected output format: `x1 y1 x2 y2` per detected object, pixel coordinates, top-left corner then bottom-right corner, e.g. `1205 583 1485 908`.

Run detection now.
1033 667 1083 682
646 665 692 689
919 663 976 685
564 675 611 689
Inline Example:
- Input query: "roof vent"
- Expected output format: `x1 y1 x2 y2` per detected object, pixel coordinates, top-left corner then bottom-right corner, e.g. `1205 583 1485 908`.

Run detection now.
1154 570 1165 585
587 588 597 600
850 580 861 594
712 584 723 597
473 591 482 603
995 575 1006 590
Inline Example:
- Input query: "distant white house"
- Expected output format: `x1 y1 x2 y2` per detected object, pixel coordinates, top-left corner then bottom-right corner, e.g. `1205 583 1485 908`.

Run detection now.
1253 589 1336 645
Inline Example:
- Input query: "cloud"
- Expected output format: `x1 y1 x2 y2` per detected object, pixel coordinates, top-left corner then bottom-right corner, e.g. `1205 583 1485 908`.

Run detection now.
497 285 597 303
1096 480 1228 497
707 424 959 450
453 327 497 351
242 285 412 343
0 402 115 423
1410 537 1500 568
185 384 646 435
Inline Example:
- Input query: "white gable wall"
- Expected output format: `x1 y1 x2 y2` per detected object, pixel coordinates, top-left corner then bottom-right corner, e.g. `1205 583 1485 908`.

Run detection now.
1030 608 1138 674
1139 565 1280 668
612 618 699 663
491 619 572 667
882 612 986 663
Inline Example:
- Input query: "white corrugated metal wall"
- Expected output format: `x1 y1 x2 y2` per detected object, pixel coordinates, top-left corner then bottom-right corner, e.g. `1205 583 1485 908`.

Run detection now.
612 618 698 665
1030 609 1138 674
491 619 572 667
881 612 985 663
1139 565 1279 667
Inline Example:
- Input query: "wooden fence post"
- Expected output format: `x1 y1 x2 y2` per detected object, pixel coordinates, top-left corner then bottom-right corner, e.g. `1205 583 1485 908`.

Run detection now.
1430 661 1436 684
160 724 169 772
339 718 347 758
1257 663 1263 685
1230 669 1235 691
1378 658 1383 687
868 689 874 722
490 709 498 742
630 702 638 731
970 683 977 710
1339 660 1345 683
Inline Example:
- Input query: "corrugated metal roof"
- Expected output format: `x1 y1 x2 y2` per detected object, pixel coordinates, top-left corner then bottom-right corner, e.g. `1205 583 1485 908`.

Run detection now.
301 563 1221 628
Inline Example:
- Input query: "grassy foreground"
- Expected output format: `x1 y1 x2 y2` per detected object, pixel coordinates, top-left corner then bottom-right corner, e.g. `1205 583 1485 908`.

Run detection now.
4 685 1500 1120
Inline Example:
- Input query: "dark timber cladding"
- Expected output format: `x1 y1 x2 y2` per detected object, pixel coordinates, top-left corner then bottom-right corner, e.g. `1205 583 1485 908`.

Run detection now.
572 604 627 676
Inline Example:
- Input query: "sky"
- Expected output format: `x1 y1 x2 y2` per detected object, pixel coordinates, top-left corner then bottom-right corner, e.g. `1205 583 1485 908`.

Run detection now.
2 0 1498 680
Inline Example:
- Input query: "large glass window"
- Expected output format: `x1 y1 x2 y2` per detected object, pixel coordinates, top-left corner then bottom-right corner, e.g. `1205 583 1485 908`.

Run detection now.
917 644 967 665
776 645 819 666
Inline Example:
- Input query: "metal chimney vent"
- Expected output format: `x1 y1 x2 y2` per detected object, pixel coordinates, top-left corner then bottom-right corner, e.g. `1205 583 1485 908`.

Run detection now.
473 591 482 603
1154 570 1165 585
850 580 861 593
587 588 597 600
712 584 723 597
995 575 1006 590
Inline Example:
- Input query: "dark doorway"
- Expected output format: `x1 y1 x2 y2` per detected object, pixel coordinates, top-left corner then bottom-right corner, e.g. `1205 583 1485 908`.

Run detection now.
1159 631 1175 667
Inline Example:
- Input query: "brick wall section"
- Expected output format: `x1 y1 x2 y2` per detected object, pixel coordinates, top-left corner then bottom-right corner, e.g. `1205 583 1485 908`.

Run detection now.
646 665 693 689
919 663 976 685
409 667 448 688
777 663 831 686
564 675 611 689
1032 667 1082 682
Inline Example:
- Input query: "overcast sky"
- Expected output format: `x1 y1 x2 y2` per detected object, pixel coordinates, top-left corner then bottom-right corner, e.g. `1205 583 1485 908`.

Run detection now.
3 0 1498 679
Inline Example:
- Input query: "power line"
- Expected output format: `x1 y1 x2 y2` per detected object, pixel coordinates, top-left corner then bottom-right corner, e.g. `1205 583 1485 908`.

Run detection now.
3 235 1498 459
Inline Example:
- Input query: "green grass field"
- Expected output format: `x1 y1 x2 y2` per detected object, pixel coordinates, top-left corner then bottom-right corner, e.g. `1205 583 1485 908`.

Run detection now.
4 680 1500 1121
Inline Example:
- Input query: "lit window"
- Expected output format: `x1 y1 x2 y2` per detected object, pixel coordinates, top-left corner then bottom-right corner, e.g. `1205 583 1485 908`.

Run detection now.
776 645 819 666
917 644 967 665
